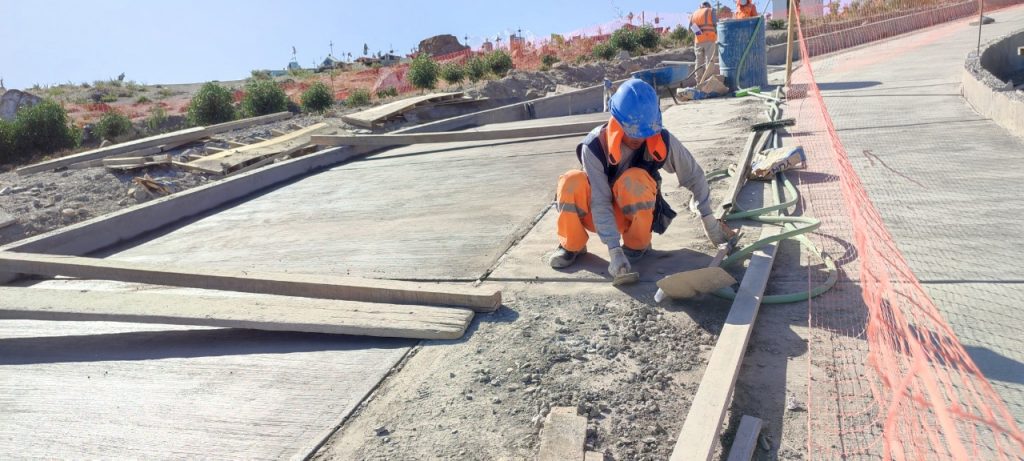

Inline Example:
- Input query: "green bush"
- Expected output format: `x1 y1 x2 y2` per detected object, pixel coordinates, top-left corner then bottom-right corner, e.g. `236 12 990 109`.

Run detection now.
636 26 660 50
100 93 118 103
300 82 334 113
146 106 168 133
0 121 16 163
670 26 695 46
768 19 787 30
541 54 559 67
250 69 272 80
407 54 440 91
592 41 617 60
136 95 151 104
94 110 132 141
345 89 371 107
486 50 514 77
187 82 235 125
440 63 465 85
610 27 640 53
376 86 399 99
465 56 489 83
241 79 288 117
1 100 80 163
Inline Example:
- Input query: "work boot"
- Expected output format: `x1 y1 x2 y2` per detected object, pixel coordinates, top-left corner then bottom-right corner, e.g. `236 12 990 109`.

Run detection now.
623 244 650 263
550 245 586 268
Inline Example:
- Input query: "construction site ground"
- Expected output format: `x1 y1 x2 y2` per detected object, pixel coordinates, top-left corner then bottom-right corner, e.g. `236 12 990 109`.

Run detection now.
2 7 1023 460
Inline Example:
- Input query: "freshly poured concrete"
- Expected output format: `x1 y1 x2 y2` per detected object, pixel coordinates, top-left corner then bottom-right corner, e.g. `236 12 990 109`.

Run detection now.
802 6 1024 423
0 114 604 458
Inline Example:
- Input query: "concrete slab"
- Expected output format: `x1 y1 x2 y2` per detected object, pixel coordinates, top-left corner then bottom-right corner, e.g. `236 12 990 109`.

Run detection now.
0 114 614 458
795 5 1024 424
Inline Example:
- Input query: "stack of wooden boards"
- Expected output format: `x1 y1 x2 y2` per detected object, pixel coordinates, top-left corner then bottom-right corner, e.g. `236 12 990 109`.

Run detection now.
179 123 331 175
16 112 295 175
0 251 501 340
341 92 468 128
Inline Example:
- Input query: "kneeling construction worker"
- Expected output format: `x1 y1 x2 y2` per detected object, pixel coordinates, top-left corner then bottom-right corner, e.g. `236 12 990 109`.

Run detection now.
549 79 734 277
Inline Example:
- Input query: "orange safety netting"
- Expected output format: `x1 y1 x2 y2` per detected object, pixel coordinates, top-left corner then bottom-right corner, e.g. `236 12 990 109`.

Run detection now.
782 0 1024 458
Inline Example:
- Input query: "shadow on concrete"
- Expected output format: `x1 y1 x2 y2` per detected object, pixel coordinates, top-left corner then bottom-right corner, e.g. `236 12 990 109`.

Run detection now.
0 328 415 365
964 345 1024 385
815 80 883 91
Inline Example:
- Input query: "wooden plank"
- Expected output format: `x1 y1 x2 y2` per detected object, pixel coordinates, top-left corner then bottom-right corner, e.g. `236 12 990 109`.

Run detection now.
538 407 587 461
226 140 248 148
0 251 502 312
341 92 464 128
585 452 604 461
226 144 315 177
103 154 171 167
0 287 474 340
204 111 293 135
313 120 599 147
725 415 763 461
204 146 226 153
17 127 209 175
270 129 288 137
669 225 780 461
188 123 330 174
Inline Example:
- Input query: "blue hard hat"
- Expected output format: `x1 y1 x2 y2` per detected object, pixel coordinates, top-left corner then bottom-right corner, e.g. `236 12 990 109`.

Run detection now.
609 78 662 139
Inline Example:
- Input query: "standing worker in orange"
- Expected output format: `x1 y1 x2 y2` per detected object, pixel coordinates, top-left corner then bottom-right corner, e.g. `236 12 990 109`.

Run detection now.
549 79 735 278
689 2 718 73
735 0 759 19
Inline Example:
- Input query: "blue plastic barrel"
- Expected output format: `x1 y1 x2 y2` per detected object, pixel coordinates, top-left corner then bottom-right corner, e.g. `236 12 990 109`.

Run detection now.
717 17 767 92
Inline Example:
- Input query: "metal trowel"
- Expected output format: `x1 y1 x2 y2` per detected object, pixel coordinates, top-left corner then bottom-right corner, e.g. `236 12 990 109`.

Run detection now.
612 271 640 286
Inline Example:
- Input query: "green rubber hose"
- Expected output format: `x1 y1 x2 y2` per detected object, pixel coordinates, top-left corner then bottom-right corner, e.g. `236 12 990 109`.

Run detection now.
708 171 838 303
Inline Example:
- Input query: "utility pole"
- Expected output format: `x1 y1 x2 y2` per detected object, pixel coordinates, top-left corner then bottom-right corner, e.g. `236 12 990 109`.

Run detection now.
784 0 796 88
329 40 334 56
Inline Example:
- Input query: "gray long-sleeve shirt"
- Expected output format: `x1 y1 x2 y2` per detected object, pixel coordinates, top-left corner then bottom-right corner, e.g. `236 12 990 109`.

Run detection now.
580 130 712 249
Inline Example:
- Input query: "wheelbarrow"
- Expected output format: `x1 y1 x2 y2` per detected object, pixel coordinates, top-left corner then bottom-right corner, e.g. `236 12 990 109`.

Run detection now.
631 63 692 104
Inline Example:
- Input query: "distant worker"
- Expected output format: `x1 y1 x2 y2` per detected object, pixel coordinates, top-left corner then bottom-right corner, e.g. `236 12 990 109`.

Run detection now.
735 0 759 19
689 2 718 73
549 79 735 276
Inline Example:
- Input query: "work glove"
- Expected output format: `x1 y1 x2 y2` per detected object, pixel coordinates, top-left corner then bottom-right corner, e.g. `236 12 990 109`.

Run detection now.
701 214 736 245
608 247 632 277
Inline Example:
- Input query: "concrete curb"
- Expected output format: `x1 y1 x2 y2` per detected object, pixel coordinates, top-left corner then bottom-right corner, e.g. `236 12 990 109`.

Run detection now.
962 29 1024 138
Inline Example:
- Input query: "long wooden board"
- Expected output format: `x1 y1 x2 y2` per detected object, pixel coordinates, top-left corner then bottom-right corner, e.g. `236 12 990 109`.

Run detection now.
725 415 763 461
17 127 209 175
0 287 473 340
538 407 587 461
341 92 464 128
312 120 600 147
186 123 331 174
669 225 780 461
17 112 294 175
0 251 501 312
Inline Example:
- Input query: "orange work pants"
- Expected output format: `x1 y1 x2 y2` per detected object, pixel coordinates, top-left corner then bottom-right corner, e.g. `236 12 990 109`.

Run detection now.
555 168 657 252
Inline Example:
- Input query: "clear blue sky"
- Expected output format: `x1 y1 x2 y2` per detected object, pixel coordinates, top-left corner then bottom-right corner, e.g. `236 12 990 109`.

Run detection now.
0 0 730 89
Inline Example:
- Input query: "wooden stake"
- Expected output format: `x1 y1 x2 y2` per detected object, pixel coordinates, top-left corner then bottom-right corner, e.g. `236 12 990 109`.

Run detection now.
784 0 796 88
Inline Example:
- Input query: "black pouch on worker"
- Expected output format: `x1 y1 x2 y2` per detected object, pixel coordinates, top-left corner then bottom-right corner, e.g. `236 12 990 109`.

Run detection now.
652 192 676 234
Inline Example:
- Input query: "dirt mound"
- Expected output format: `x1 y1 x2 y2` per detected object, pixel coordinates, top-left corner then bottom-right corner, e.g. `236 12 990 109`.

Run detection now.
419 34 469 57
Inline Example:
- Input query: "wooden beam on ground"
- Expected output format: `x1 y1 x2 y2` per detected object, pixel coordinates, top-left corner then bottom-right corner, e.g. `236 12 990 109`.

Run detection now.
226 140 248 148
312 120 599 147
17 127 209 175
270 129 288 137
0 287 474 340
17 112 293 175
341 92 464 128
538 407 587 461
204 111 293 135
103 154 172 171
725 415 763 461
186 123 330 175
226 144 315 177
670 225 780 461
585 452 604 461
0 251 501 312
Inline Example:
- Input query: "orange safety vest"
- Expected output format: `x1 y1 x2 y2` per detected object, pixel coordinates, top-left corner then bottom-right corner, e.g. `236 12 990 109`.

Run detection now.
735 0 758 19
691 7 717 44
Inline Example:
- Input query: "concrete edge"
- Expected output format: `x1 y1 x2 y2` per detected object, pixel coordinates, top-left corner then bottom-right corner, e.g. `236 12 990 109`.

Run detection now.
961 30 1024 139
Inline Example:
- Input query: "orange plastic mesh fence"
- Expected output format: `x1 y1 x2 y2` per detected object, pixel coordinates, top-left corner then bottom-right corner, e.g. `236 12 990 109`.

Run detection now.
783 1 1024 458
